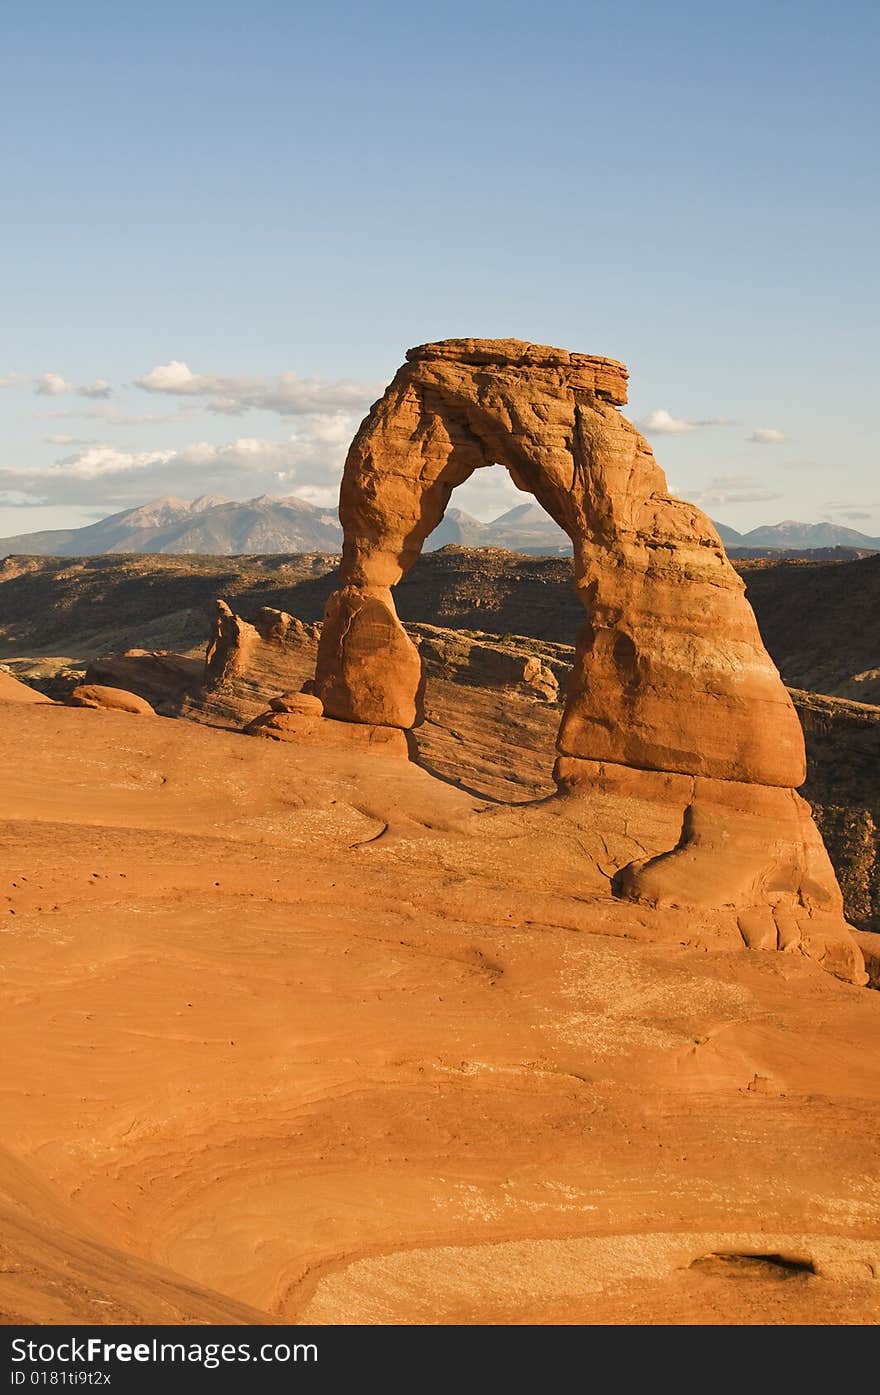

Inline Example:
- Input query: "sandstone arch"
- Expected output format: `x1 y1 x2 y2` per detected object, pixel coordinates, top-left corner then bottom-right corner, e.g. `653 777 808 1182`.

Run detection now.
314 339 864 982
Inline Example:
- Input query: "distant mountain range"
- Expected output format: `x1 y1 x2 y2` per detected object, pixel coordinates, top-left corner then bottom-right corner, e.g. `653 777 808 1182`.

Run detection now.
428 502 575 553
434 507 880 555
713 519 880 551
1 495 878 558
0 495 343 557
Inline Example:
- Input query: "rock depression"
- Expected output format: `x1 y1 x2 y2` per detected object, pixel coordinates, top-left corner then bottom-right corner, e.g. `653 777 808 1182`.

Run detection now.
314 338 863 982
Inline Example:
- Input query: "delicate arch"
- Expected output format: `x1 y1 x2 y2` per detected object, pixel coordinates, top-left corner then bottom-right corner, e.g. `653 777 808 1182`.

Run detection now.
315 338 805 788
308 339 862 982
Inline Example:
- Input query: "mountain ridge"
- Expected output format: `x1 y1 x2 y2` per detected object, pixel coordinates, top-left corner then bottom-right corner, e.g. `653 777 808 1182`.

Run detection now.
0 494 878 558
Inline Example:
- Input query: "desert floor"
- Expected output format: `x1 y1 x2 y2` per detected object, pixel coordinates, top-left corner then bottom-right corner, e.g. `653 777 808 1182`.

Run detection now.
2 699 879 1324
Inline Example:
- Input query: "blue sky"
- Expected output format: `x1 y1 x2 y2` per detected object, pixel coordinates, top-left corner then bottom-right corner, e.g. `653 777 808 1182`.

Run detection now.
1 0 877 536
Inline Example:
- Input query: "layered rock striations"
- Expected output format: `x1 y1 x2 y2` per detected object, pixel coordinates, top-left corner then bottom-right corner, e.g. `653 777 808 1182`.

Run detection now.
203 600 320 724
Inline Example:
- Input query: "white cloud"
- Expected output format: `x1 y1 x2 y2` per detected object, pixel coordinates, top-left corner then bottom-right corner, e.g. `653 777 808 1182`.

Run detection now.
639 409 694 435
136 360 200 393
134 359 380 417
286 483 340 508
638 408 733 436
78 379 112 400
178 438 295 470
686 473 784 508
749 428 785 444
52 437 317 481
0 409 360 510
56 445 177 479
35 372 74 397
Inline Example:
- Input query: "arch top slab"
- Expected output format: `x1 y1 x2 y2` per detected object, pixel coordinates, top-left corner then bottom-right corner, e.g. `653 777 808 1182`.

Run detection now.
405 338 629 405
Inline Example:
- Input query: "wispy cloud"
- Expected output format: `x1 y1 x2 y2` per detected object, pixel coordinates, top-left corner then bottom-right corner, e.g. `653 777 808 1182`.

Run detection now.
44 406 187 425
823 500 875 522
44 434 99 447
0 489 49 507
3 372 113 399
749 427 785 444
637 408 733 436
134 359 380 418
78 379 112 400
686 473 784 507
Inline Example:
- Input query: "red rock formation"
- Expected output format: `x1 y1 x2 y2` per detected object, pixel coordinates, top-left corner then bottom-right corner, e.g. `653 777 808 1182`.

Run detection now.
67 684 156 716
244 705 408 756
203 600 320 724
313 338 863 980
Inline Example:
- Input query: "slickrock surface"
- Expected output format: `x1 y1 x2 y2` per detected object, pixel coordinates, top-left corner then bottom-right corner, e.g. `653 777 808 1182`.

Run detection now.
0 1147 268 1325
0 669 53 703
1 701 879 1325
